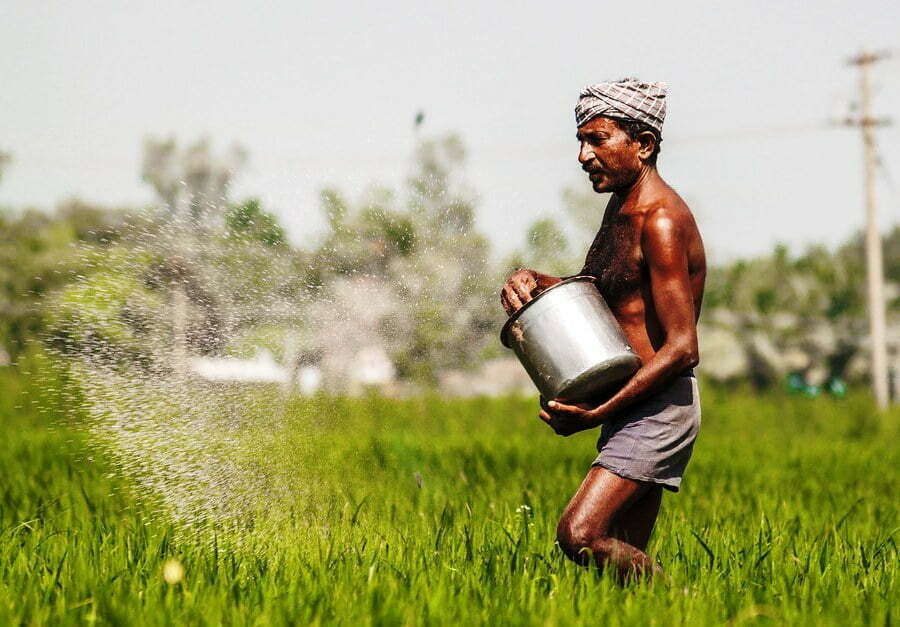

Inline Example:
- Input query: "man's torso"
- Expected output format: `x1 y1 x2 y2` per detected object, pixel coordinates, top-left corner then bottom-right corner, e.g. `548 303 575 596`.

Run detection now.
580 182 706 364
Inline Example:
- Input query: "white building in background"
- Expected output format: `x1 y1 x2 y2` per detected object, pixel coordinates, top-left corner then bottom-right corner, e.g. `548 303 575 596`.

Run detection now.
350 345 395 386
188 348 322 394
188 349 289 383
184 342 534 397
297 365 323 395
185 344 393 395
438 357 534 397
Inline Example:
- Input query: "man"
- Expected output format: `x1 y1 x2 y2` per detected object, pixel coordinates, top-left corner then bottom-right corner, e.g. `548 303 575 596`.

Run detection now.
500 78 706 580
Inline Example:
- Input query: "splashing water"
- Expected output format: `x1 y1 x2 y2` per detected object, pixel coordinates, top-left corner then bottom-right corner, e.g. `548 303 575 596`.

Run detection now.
75 363 302 531
45 138 507 543
49 211 326 541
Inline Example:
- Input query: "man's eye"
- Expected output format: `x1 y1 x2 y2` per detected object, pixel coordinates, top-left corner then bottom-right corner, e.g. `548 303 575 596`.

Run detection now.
578 136 603 146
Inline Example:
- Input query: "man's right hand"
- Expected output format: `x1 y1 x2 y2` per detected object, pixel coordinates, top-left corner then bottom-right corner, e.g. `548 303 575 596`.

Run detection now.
500 268 560 316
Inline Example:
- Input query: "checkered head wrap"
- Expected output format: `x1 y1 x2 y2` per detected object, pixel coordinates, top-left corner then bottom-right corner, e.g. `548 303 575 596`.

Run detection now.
575 78 668 135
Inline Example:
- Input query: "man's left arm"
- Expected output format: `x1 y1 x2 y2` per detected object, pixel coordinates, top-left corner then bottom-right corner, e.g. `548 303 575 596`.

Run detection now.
544 208 698 433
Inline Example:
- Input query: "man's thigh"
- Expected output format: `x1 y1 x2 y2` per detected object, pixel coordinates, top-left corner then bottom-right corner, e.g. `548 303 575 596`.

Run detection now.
610 483 663 551
559 466 656 540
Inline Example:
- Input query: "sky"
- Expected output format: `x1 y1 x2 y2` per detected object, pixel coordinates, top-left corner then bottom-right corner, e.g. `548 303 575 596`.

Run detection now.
2 0 899 264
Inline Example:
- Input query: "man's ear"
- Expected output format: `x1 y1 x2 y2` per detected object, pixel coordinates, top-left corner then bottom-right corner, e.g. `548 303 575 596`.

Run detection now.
637 131 658 161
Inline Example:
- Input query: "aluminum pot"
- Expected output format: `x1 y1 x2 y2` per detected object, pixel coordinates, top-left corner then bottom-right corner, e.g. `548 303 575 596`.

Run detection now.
500 276 641 402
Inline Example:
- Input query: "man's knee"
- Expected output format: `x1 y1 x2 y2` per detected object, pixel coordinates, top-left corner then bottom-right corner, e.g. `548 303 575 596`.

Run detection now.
556 516 613 565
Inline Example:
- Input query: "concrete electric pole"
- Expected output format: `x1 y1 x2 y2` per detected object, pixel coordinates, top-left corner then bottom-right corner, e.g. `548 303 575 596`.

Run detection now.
846 50 892 409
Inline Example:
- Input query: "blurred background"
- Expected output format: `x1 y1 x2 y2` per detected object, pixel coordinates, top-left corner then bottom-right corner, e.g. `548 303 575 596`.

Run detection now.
1 0 898 399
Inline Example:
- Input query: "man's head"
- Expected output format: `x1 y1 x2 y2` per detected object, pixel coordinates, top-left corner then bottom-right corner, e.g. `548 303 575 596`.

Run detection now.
575 78 667 193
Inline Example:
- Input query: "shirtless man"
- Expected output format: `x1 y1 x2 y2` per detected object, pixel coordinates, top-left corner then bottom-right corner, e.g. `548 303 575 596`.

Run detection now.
500 79 706 580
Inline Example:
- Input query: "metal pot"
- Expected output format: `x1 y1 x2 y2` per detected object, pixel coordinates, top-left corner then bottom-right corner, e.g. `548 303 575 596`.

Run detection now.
500 276 641 402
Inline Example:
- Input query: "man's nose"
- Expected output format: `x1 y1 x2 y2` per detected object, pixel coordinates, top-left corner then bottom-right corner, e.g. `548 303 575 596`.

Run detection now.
578 142 593 164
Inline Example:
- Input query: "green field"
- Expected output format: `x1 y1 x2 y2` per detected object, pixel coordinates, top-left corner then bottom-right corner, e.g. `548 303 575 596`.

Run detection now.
1 361 898 626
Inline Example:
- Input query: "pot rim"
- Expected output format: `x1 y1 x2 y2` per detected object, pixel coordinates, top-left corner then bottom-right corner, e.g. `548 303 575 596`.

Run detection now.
500 275 597 348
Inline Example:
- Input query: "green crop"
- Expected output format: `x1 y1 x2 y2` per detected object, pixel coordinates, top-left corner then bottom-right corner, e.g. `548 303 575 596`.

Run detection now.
0 363 897 625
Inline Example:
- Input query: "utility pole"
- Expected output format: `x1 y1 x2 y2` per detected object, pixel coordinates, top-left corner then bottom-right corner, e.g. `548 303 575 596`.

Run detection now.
846 50 892 409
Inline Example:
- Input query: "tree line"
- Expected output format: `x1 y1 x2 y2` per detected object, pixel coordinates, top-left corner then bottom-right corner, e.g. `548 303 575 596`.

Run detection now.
0 135 897 389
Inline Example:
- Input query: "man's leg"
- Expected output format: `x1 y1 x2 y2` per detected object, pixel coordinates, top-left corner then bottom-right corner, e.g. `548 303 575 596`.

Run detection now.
556 466 664 580
609 483 663 552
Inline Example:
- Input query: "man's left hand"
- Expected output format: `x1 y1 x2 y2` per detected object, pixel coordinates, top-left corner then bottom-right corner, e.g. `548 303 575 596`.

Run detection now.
538 397 615 436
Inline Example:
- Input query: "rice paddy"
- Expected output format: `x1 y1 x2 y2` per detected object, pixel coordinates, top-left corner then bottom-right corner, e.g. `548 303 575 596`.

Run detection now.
0 360 897 625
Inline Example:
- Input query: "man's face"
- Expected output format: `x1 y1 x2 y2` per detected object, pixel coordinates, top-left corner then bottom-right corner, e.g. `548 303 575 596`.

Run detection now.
576 117 642 193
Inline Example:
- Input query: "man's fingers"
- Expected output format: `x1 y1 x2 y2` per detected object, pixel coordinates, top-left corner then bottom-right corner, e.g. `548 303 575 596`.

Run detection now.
500 288 519 316
540 397 568 419
500 290 513 315
513 273 539 301
503 285 523 312
512 277 536 305
547 400 581 415
538 409 552 424
500 269 539 314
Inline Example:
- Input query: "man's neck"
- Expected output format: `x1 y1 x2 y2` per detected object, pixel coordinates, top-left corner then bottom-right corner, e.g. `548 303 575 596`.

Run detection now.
612 165 660 210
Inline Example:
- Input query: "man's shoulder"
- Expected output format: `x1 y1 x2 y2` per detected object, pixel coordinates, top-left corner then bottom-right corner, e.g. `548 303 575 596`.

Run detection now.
641 203 689 238
637 188 705 273
638 175 687 211
638 194 700 258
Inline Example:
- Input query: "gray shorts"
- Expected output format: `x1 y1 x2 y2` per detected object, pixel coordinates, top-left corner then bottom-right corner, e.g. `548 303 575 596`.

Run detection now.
592 370 701 492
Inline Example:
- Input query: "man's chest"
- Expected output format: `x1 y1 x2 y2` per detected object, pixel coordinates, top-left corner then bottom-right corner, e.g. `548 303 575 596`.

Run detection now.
581 218 645 302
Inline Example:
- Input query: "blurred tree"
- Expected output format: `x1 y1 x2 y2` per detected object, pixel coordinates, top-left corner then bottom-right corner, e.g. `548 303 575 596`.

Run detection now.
561 184 608 251
48 246 166 369
0 203 126 361
42 195 303 370
225 198 286 248
0 141 300 373
140 137 250 369
303 134 498 385
701 228 899 387
141 137 247 224
2 130 896 391
499 216 572 281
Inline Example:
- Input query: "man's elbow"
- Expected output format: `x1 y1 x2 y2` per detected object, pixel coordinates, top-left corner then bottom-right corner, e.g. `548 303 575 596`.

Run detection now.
671 342 700 371
685 353 700 370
